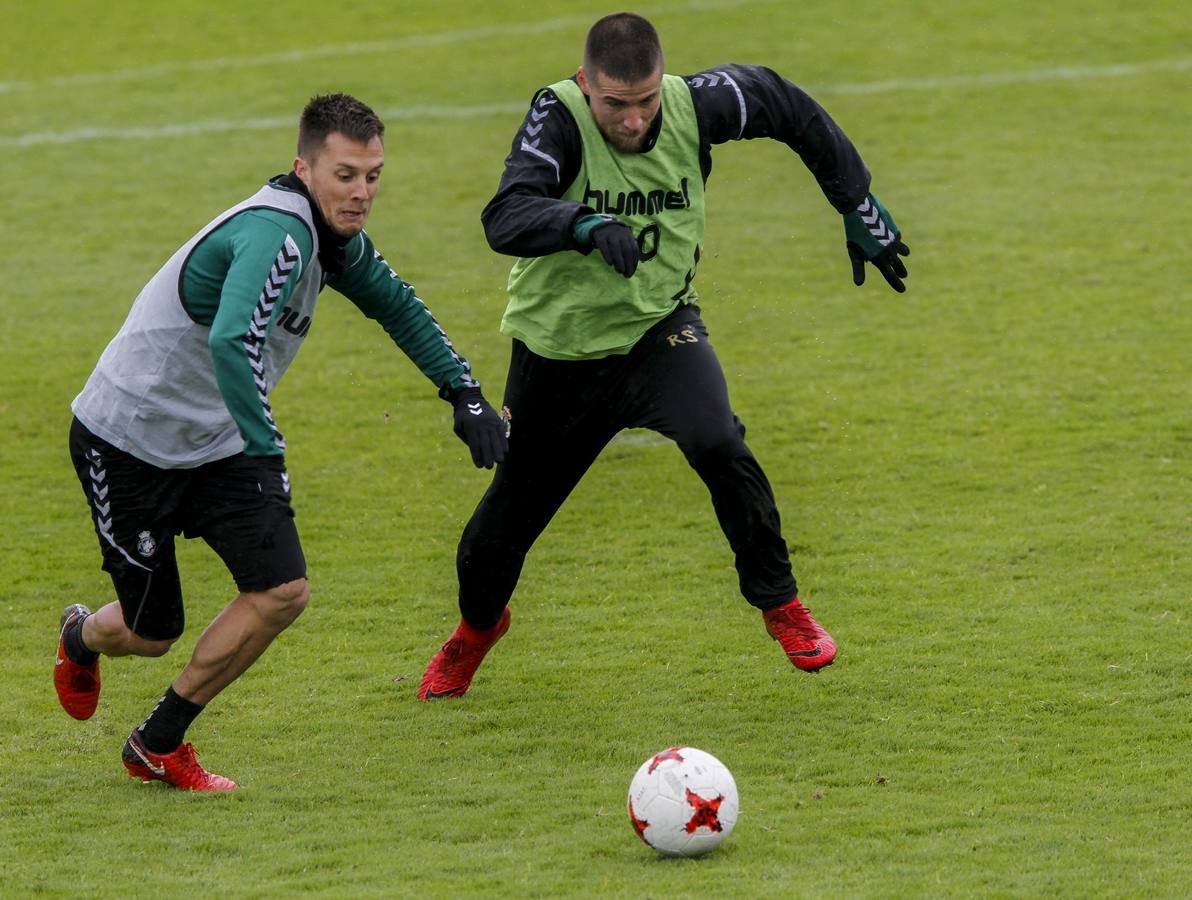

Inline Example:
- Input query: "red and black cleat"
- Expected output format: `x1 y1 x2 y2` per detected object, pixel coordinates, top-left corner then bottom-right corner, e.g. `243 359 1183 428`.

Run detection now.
122 730 237 791
763 597 837 672
418 607 511 701
54 604 101 720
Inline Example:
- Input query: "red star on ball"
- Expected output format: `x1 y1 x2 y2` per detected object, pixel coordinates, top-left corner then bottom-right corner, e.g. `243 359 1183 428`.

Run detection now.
684 788 724 834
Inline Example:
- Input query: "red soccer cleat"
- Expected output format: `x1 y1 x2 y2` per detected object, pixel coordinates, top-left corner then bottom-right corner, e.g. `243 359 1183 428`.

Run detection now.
122 731 238 791
55 604 101 720
418 607 511 701
763 597 837 672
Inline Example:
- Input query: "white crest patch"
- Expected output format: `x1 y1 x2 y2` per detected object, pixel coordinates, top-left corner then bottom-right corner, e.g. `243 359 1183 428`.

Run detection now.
136 530 156 557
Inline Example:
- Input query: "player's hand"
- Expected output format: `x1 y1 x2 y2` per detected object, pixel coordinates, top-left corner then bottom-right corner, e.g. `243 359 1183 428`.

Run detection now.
590 218 640 278
843 193 910 293
574 213 640 278
449 387 508 469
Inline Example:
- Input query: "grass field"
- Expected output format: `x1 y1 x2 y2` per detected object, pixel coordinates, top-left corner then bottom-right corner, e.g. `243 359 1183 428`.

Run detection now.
2 0 1189 896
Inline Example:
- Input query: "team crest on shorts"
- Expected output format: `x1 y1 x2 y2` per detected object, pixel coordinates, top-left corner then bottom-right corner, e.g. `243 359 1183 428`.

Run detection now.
136 531 157 557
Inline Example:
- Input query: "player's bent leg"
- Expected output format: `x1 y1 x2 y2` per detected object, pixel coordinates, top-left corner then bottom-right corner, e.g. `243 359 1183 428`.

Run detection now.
677 433 836 672
688 443 836 673
245 577 310 631
418 606 512 701
173 578 309 707
84 600 177 657
56 572 184 721
680 435 797 600
55 599 182 721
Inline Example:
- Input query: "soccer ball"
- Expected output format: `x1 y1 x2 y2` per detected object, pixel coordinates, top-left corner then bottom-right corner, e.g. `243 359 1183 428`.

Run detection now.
627 746 739 857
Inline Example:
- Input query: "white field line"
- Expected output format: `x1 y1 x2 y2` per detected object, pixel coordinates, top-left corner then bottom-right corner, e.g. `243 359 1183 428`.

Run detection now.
0 103 531 147
2 58 1188 148
0 0 763 95
806 56 1192 95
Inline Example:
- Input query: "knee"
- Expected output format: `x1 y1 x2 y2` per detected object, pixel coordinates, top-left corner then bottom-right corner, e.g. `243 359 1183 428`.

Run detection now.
681 429 747 471
133 636 176 657
88 604 180 657
258 578 310 627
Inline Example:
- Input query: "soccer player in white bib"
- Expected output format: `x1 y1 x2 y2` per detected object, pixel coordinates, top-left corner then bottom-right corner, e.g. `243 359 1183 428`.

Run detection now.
57 94 507 789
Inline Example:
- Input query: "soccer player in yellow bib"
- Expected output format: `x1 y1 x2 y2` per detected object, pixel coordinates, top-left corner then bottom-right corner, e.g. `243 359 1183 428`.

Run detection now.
418 13 910 700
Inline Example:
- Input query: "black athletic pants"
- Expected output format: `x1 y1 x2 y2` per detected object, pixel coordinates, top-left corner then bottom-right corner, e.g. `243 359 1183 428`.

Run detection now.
457 303 797 628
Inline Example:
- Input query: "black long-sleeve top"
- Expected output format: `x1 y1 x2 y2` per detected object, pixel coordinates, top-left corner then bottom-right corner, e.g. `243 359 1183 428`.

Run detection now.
481 63 872 258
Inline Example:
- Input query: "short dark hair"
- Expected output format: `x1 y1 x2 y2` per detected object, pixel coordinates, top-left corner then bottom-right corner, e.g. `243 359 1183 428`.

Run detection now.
297 93 384 160
583 12 663 82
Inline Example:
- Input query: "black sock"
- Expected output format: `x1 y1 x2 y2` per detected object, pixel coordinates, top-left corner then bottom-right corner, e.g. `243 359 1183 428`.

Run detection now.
138 687 204 754
63 614 99 665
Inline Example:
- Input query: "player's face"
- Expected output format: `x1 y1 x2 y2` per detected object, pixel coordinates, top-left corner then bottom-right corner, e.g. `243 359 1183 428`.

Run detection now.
294 131 384 237
577 65 663 153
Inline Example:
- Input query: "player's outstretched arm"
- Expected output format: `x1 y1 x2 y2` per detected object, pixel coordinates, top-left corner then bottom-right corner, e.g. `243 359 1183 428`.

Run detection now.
330 234 508 468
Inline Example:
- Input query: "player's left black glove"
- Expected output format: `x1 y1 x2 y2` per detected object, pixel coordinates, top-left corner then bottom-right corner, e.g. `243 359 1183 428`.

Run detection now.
843 193 911 293
443 386 508 469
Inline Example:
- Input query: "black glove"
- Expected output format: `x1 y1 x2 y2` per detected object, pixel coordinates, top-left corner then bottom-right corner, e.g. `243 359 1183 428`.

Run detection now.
573 214 640 278
591 219 640 278
447 387 507 469
843 193 911 293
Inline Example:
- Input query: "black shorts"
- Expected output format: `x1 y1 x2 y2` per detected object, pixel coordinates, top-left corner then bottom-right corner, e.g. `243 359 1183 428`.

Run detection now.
69 418 306 640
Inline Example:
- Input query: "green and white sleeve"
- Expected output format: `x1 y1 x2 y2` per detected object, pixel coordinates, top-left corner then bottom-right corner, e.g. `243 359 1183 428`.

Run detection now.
184 211 315 457
329 232 480 394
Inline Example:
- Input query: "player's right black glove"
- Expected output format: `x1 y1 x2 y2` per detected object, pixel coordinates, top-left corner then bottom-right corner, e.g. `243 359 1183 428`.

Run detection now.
572 213 640 278
843 193 911 293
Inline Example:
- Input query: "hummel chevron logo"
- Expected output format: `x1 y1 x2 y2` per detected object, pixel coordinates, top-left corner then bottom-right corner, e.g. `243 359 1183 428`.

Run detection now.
531 108 549 122
239 239 301 452
858 197 894 246
278 236 300 268
466 402 484 416
689 73 723 88
525 123 542 137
